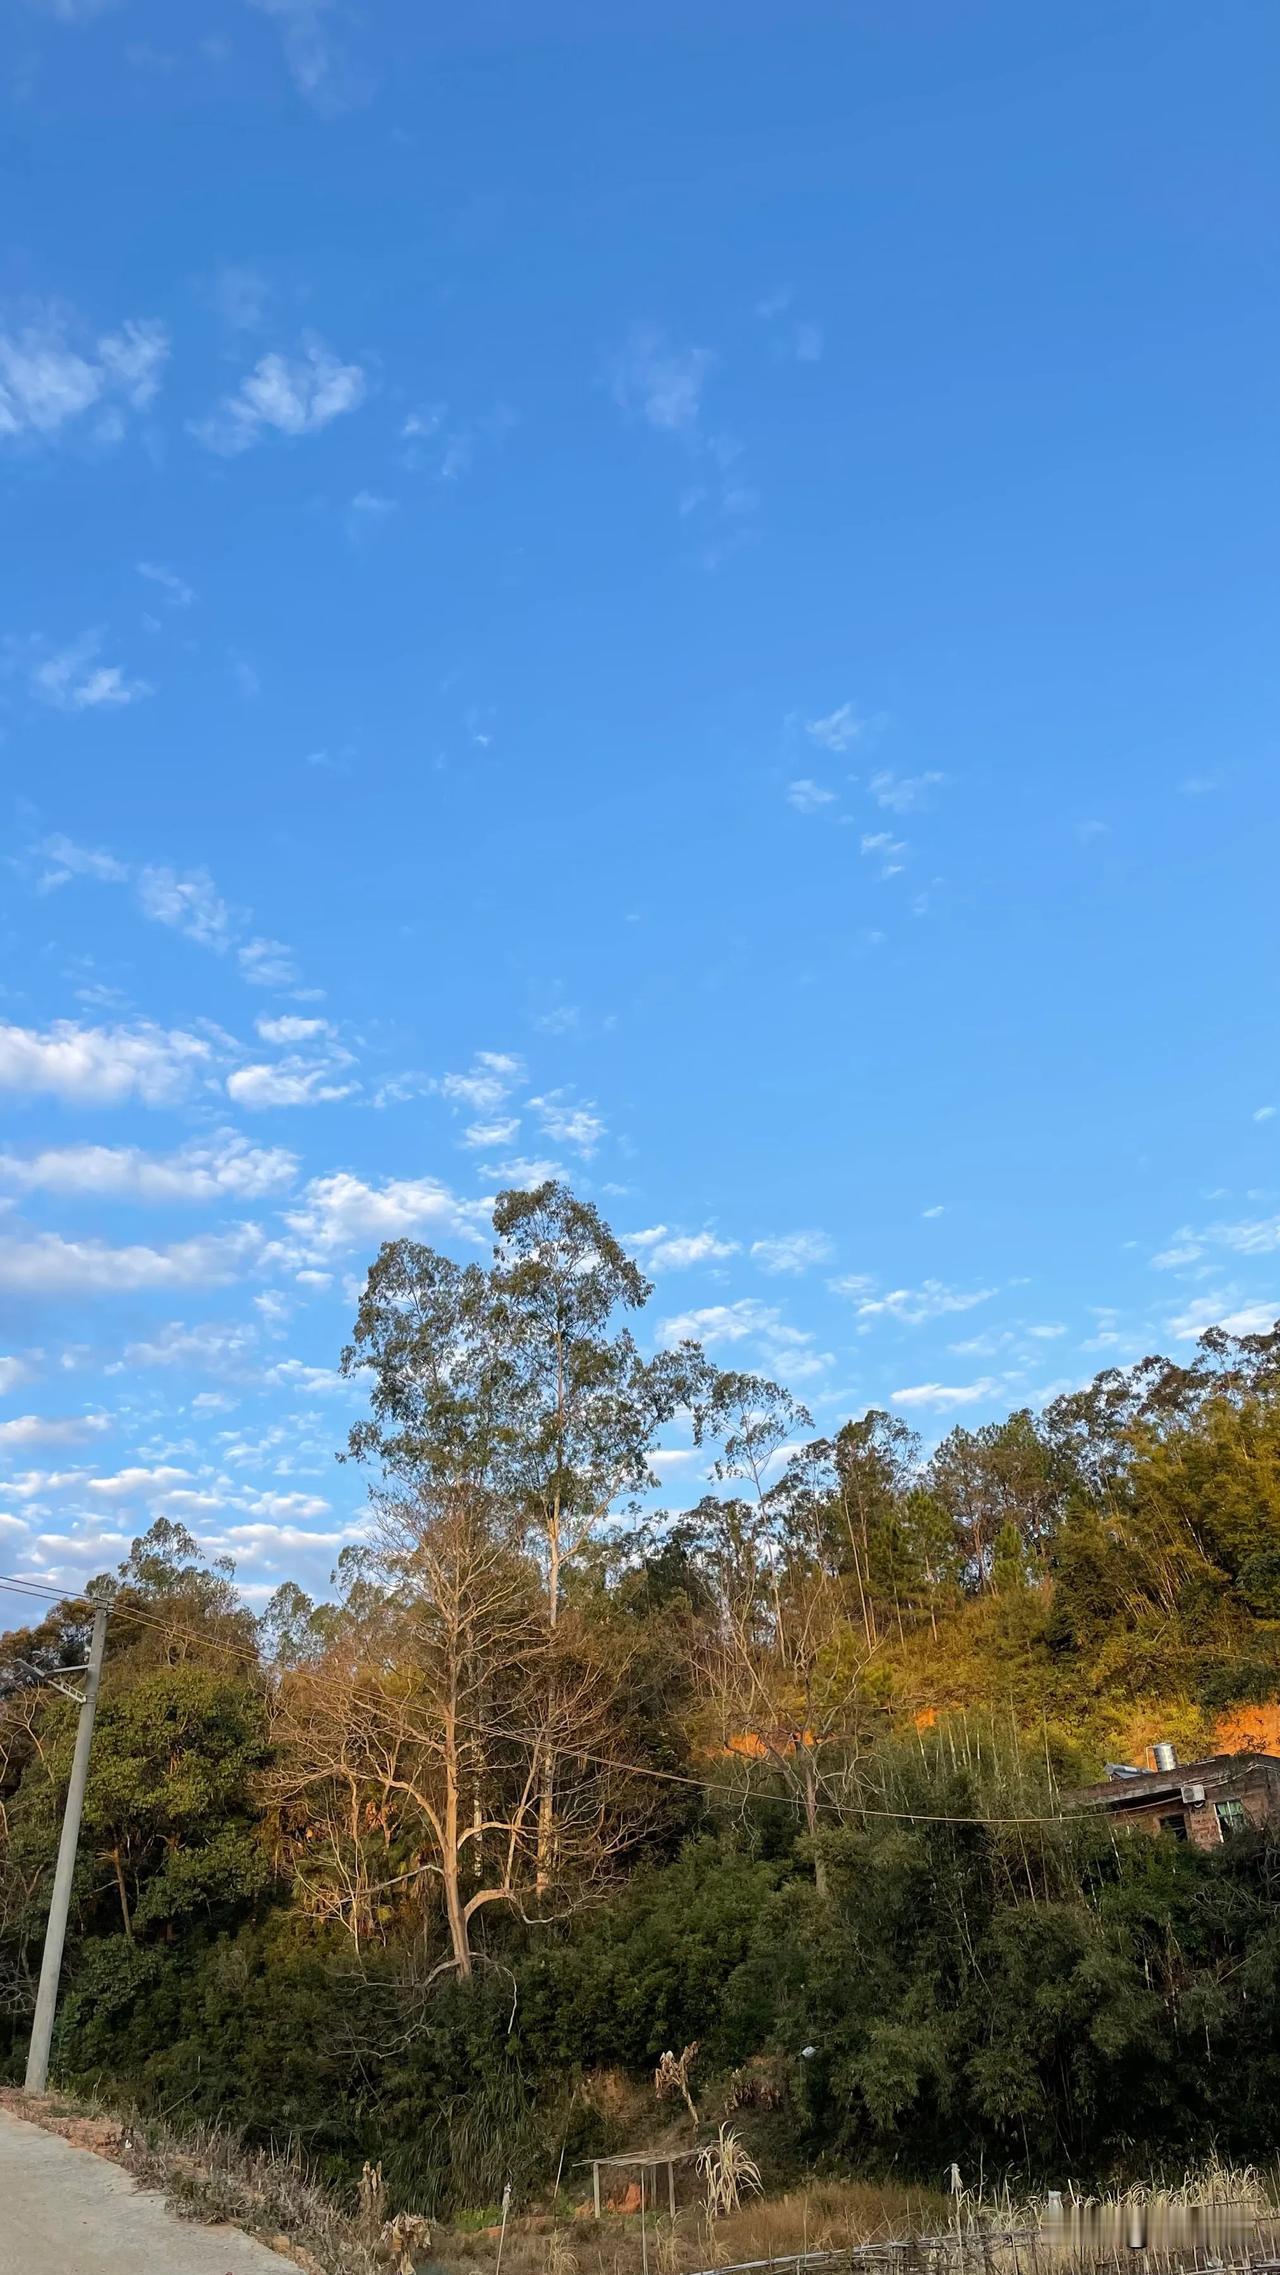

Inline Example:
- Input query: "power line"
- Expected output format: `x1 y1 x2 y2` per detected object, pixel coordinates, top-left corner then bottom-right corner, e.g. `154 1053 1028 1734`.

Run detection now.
0 1572 1103 1830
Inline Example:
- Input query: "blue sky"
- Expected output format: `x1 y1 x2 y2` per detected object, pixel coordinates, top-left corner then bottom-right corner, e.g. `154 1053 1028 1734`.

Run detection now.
2 0 1279 1608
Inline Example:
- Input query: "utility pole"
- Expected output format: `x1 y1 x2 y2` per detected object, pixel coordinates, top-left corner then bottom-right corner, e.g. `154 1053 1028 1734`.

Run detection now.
24 1603 108 2095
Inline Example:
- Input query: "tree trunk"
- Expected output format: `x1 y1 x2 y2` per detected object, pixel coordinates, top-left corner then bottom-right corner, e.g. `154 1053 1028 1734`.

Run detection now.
800 1748 828 1899
111 1847 133 1944
537 1509 561 1897
443 1712 472 1976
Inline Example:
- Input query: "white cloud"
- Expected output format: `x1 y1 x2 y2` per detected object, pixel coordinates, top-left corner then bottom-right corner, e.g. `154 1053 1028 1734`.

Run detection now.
33 837 300 991
750 1231 833 1275
0 1020 210 1107
109 1321 259 1375
529 1091 604 1156
37 834 130 888
137 560 194 608
0 1132 297 1204
860 830 906 876
227 1058 357 1109
806 702 862 753
787 778 837 815
922 1204 945 1219
245 0 356 114
868 770 943 813
462 1118 520 1149
1253 1106 1276 1124
348 489 396 536
628 1227 739 1272
192 336 366 454
0 1413 108 1451
890 1379 1001 1412
795 323 823 363
1152 1237 1204 1269
256 1014 331 1045
657 1297 811 1351
284 1171 484 1255
1155 1212 1280 1267
477 1156 564 1189
0 1227 263 1296
1168 1296 1280 1342
611 329 713 433
0 1357 34 1395
263 1358 353 1396
237 938 300 988
87 1465 192 1500
842 1278 996 1326
32 632 152 712
439 1052 524 1112
0 306 167 446
135 863 236 950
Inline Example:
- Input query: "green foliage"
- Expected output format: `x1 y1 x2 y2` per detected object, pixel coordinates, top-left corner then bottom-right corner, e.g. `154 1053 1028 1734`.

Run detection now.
9 1222 1280 2209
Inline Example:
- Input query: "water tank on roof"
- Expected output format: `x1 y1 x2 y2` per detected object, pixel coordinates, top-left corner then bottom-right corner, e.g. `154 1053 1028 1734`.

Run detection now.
1154 1741 1178 1772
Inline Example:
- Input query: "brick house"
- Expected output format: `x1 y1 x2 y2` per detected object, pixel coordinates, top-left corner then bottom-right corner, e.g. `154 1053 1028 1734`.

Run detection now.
1073 1749 1280 1850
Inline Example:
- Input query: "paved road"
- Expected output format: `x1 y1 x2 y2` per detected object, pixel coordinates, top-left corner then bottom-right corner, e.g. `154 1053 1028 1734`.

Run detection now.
0 2107 299 2274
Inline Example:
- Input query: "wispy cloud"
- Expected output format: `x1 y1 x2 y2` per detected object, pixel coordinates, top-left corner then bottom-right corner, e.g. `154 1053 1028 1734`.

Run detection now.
461 1117 520 1150
439 1052 525 1113
657 1296 812 1350
346 489 396 540
860 830 906 879
837 1277 997 1326
529 1091 605 1157
244 0 365 115
31 633 152 713
806 702 863 754
191 335 366 454
611 329 713 433
750 1231 833 1275
35 834 303 993
206 264 271 334
137 560 194 608
0 305 167 446
1167 1295 1280 1342
1153 1210 1280 1268
890 1379 1000 1412
610 328 757 562
868 770 943 813
135 864 235 951
787 778 837 815
237 938 299 988
226 1050 357 1109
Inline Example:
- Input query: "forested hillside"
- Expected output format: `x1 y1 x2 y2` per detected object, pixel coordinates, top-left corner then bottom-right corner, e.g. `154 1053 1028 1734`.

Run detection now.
6 1183 1280 2210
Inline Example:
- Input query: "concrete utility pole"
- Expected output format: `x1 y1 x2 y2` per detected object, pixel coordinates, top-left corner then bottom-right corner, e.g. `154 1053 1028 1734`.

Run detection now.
24 1604 108 2095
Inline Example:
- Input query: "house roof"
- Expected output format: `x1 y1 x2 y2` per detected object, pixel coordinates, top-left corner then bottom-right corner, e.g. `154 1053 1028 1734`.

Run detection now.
1073 1750 1280 1808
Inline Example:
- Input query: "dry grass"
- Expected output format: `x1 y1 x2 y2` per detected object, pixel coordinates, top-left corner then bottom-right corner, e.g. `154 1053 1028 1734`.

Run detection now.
0 2087 390 2274
439 2175 954 2275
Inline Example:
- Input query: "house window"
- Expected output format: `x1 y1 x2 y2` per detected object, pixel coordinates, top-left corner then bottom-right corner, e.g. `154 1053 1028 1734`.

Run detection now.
1158 1812 1188 1841
1216 1798 1248 1837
